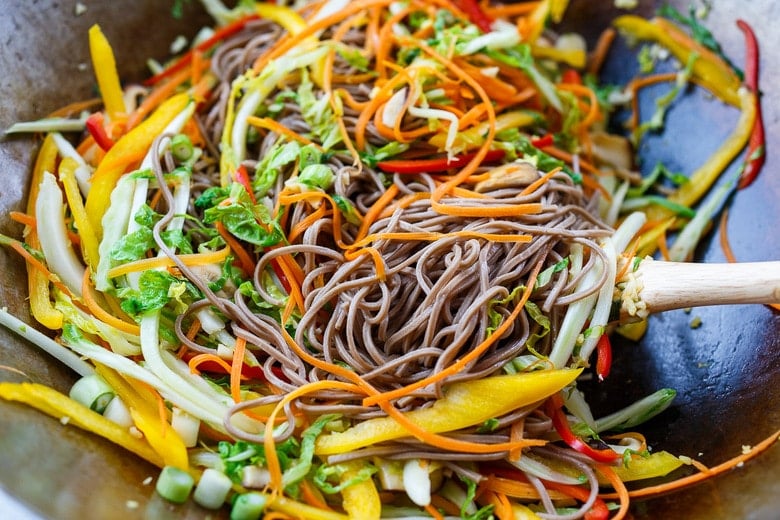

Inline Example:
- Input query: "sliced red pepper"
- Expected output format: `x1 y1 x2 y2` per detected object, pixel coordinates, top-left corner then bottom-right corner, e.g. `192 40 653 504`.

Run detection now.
595 334 612 382
453 0 494 33
144 14 260 86
560 68 583 85
546 392 621 464
233 165 257 204
85 112 115 151
736 19 765 190
530 134 555 149
376 149 505 174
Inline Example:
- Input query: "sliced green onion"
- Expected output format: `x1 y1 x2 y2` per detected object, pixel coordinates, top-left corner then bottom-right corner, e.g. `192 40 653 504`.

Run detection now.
102 396 133 428
230 492 267 520
170 134 194 161
4 115 89 134
621 195 696 219
594 388 677 433
193 468 233 510
68 374 115 414
155 466 194 504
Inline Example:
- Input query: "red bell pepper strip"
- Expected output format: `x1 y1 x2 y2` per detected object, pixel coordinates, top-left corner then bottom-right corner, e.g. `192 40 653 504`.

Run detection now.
453 0 494 33
376 149 505 174
85 112 115 151
144 14 260 86
595 334 612 382
530 134 555 149
560 68 583 85
546 392 621 464
233 165 257 204
736 19 765 190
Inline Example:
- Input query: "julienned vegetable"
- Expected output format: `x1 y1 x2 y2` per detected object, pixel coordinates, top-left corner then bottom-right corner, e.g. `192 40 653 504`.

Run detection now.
0 1 771 519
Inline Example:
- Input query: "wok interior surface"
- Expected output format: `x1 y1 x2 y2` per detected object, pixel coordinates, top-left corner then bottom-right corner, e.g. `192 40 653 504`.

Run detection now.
0 0 778 518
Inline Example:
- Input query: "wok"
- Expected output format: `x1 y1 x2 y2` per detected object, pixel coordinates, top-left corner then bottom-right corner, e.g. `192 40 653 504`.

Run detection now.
0 1 778 518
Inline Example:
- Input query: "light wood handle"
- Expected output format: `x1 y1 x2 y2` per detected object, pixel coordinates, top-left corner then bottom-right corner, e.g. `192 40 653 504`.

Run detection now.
630 260 780 315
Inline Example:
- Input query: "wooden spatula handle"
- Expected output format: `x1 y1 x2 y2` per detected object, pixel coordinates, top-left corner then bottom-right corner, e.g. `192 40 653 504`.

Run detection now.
632 260 780 315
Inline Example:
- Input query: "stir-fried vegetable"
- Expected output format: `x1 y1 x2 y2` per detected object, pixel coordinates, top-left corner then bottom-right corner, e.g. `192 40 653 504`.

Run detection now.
0 2 773 519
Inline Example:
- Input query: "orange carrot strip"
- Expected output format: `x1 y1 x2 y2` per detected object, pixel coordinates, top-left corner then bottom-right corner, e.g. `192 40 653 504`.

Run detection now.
9 211 36 227
424 504 445 520
588 27 617 76
246 116 322 150
598 465 629 519
215 221 256 274
230 336 248 404
356 184 400 241
81 270 141 335
189 354 234 376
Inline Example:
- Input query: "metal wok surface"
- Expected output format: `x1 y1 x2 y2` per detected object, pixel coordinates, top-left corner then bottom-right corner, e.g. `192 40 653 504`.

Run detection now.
0 1 778 518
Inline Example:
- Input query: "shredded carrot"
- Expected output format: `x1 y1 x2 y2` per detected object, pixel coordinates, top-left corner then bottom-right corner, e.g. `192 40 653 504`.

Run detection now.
558 83 601 130
215 221 256 274
107 246 231 278
230 336 248 404
656 232 671 261
246 116 323 150
125 66 190 131
300 479 333 511
47 97 103 118
627 72 679 129
288 204 329 244
9 211 35 228
718 208 738 263
189 353 234 376
356 184 400 241
598 465 629 519
423 504 445 520
519 167 561 197
483 1 541 18
81 270 141 335
588 27 617 76
350 230 533 250
541 146 601 176
8 239 74 299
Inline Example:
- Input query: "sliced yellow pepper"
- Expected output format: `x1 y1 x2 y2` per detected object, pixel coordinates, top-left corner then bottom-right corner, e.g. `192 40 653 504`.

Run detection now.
84 93 190 236
523 0 570 43
95 364 189 470
59 157 100 271
0 382 163 468
531 45 586 68
512 503 543 520
25 135 63 329
88 25 127 121
269 495 349 520
340 461 381 520
645 88 755 223
316 369 581 455
613 15 741 107
608 450 684 483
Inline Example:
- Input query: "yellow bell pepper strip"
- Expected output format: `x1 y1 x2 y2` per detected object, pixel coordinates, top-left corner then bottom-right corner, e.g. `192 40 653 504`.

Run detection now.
0 382 164 468
531 45 586 69
523 0 569 43
606 451 684 484
267 494 349 520
428 110 540 152
512 503 543 520
340 461 382 520
613 15 741 107
88 25 127 121
58 157 100 272
25 134 63 329
84 92 190 236
95 363 190 471
644 88 756 224
315 368 581 455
